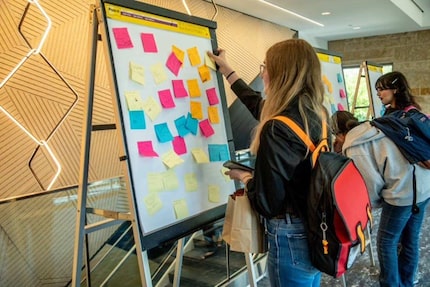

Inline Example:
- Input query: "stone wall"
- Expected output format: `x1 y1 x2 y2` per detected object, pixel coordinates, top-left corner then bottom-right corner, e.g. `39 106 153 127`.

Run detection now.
328 30 430 113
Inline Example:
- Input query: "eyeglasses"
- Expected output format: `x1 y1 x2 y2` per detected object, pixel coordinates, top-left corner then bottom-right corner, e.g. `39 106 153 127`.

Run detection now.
259 64 266 74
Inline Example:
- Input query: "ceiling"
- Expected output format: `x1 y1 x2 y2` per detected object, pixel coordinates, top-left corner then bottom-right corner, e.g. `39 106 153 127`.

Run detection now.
211 0 430 44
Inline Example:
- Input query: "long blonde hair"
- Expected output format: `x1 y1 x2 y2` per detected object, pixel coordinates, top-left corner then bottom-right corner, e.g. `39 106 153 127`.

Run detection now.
250 39 325 154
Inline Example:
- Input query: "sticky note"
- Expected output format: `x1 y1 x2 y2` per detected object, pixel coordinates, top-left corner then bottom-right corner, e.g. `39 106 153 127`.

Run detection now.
129 110 146 129
154 122 173 143
161 150 184 169
199 119 215 138
162 170 179 191
112 27 133 49
208 144 229 161
187 79 201 98
166 52 182 76
337 73 343 83
208 106 220 124
206 87 219 105
198 65 211 83
125 91 143 111
204 52 216 70
172 136 187 155
143 193 163 215
208 185 220 203
173 199 189 219
147 173 164 193
185 113 198 135
184 173 198 192
129 62 145 85
191 148 209 163
339 89 346 98
187 46 201 66
172 45 185 63
137 141 158 157
158 89 176 108
141 33 157 53
337 103 345 111
174 115 190 137
142 96 162 121
150 62 168 84
221 167 232 182
172 80 188 98
190 101 203 120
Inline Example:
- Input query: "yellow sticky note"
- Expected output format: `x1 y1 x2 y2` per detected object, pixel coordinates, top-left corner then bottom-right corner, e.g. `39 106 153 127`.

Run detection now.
142 96 162 121
191 148 209 163
198 65 211 83
187 79 201 97
190 101 203 120
184 173 199 192
221 167 231 182
208 106 220 124
125 91 143 111
204 52 216 70
147 172 164 193
129 61 145 85
322 75 333 94
150 62 168 84
187 46 201 66
208 185 220 203
162 150 184 169
173 199 189 220
143 192 163 216
162 170 179 191
172 45 185 64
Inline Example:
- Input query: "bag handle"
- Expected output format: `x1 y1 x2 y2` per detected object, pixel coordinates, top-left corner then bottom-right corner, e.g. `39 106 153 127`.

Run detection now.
273 115 328 166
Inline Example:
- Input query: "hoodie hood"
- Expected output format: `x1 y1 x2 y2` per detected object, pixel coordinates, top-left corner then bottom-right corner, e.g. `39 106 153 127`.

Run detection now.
342 121 385 152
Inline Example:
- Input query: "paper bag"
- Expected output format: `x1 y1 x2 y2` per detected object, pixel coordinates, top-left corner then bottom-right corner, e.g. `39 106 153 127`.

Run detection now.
222 189 267 253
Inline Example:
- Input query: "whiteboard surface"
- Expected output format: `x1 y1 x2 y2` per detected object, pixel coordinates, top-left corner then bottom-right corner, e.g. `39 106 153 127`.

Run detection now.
366 63 384 118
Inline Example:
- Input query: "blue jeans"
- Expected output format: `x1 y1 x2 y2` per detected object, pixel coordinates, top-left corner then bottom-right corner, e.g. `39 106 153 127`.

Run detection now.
266 215 321 287
377 198 430 287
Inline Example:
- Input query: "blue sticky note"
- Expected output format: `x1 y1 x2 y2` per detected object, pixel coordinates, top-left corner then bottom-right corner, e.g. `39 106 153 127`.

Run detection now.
208 144 230 162
185 112 198 135
154 122 173 143
175 115 190 137
129 110 146 129
337 73 343 83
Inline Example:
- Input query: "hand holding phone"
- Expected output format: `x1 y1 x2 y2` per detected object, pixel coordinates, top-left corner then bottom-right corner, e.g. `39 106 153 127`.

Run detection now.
223 160 254 172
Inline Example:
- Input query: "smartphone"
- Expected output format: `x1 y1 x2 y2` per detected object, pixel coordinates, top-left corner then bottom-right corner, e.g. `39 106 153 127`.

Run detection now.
223 160 254 172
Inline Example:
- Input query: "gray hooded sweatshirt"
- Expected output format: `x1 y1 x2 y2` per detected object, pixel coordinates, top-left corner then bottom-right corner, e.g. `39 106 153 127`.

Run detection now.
342 122 430 208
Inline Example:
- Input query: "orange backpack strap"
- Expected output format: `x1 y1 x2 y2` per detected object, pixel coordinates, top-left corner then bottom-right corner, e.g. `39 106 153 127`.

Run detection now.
273 116 316 152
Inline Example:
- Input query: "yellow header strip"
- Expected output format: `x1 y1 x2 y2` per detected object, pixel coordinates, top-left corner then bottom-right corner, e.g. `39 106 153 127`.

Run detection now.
104 3 211 39
317 53 342 65
367 64 383 73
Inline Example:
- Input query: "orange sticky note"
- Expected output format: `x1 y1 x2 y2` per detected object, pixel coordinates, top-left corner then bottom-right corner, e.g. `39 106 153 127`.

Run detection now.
208 106 220 124
187 79 201 98
172 45 185 64
198 65 211 82
190 101 203 120
187 46 201 66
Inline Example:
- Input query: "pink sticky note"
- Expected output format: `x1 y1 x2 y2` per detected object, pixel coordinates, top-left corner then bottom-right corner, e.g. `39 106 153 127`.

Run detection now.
158 89 176 108
137 141 158 157
172 136 187 155
199 119 215 138
337 103 345 111
172 80 188 98
166 52 182 76
112 27 134 49
339 89 346 98
141 33 157 52
206 87 219 105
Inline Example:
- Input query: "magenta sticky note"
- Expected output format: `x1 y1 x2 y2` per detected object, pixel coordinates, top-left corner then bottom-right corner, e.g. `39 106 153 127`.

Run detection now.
206 87 219 105
112 27 133 49
166 52 182 76
172 80 188 98
172 136 187 155
337 103 345 111
199 119 215 138
339 89 346 98
137 141 158 157
158 89 176 108
141 33 157 52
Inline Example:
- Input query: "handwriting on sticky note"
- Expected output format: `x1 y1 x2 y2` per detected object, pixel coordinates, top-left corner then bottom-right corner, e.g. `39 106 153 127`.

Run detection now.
125 91 143 111
129 62 145 85
142 96 162 121
187 46 201 66
143 192 163 216
112 27 133 49
137 141 158 157
141 32 157 53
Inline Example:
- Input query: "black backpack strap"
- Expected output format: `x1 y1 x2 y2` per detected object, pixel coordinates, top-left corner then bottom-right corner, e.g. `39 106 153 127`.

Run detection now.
412 165 420 214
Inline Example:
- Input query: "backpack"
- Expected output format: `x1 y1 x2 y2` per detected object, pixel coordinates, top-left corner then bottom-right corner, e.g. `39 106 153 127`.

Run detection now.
274 115 373 278
371 107 430 169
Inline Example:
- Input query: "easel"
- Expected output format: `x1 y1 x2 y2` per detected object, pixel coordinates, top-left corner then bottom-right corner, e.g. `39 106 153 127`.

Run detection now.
71 5 151 286
350 61 383 119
